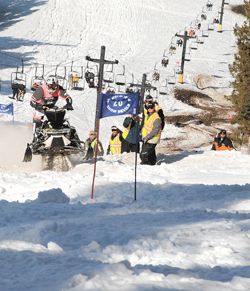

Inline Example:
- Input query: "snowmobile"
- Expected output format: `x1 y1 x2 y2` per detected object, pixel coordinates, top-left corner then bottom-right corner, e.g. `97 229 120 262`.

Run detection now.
23 107 84 170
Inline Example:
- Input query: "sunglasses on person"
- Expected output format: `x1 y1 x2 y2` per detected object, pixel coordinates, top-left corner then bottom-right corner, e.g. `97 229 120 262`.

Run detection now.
48 84 57 90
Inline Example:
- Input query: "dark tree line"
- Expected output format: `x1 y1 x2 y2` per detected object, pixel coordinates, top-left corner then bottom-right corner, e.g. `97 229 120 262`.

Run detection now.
230 0 250 141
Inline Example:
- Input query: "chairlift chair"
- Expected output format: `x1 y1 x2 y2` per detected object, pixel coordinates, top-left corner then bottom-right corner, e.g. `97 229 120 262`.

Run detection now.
57 77 67 89
103 72 114 84
103 63 115 84
163 49 169 58
196 36 204 44
11 61 26 88
159 79 169 95
206 1 213 11
202 29 209 37
54 66 68 90
11 71 26 85
126 73 135 87
185 52 191 61
167 70 176 85
208 23 214 31
31 64 45 91
202 6 208 13
68 65 85 91
190 41 198 50
84 63 97 88
201 13 207 21
115 65 126 86
169 37 177 55
11 66 27 101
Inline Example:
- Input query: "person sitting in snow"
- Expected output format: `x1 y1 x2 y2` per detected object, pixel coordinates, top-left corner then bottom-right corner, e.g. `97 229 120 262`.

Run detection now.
211 130 234 151
83 131 104 160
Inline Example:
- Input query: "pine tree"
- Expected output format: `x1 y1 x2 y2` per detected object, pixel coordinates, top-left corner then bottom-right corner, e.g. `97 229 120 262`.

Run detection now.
230 0 250 136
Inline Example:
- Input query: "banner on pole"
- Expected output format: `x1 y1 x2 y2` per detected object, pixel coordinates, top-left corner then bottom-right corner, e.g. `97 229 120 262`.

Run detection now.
0 102 14 116
98 92 139 119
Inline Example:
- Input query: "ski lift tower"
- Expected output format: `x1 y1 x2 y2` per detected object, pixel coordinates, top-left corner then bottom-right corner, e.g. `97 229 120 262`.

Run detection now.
86 46 118 132
175 31 196 84
130 74 157 113
218 0 229 33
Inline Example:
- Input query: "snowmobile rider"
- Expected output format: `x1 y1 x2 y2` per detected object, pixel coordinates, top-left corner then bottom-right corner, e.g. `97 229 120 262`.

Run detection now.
211 130 234 151
107 126 123 155
30 77 73 112
140 102 162 165
143 95 165 130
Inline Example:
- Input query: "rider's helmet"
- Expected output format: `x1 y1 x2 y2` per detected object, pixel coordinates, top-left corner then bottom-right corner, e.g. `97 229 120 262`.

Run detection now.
46 76 58 90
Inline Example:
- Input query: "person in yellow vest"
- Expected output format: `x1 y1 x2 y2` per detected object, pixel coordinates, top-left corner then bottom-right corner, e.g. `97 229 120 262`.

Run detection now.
211 130 234 151
143 95 165 130
140 102 162 165
107 126 123 155
83 131 104 160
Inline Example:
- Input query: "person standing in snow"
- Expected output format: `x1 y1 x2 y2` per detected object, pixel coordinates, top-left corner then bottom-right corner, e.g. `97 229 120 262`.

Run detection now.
142 95 165 130
107 126 123 155
140 102 162 165
122 115 140 153
211 130 234 151
83 131 104 160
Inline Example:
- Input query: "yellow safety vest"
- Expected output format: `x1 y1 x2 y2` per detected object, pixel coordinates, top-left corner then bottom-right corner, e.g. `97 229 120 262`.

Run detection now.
109 134 122 154
122 123 131 139
142 112 161 144
90 139 97 149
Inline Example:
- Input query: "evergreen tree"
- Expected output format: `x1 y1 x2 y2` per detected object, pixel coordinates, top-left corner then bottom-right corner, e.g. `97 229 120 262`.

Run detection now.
230 0 250 134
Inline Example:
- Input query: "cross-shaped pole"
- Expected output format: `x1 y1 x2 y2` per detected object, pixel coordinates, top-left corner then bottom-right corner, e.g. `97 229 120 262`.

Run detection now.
86 46 118 200
86 46 118 131
175 31 196 84
130 73 157 113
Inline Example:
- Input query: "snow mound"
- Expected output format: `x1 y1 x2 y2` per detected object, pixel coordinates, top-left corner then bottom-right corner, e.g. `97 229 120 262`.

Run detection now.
34 188 70 203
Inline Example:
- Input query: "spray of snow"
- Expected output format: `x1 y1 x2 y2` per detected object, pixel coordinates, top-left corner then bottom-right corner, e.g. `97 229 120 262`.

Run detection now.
0 122 42 172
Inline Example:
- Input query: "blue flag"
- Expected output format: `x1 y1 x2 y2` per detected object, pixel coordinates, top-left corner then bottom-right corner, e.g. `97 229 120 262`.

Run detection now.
98 92 139 119
0 102 14 115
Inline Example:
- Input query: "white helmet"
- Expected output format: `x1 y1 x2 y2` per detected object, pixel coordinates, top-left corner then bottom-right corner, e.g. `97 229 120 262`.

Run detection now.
46 76 58 89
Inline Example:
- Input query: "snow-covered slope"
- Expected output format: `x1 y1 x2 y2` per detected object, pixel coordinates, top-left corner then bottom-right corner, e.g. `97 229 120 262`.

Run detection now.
0 1 249 291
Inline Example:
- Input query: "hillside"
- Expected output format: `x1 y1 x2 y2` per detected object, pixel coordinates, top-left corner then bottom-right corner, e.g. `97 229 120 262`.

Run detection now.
1 1 250 291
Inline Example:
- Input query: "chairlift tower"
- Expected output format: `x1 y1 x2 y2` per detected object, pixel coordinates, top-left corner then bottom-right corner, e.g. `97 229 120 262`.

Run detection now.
130 73 157 113
218 0 229 33
86 46 118 132
175 31 195 84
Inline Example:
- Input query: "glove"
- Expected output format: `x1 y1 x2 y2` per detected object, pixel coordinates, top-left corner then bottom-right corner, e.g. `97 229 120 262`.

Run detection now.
64 103 74 110
42 105 49 111
64 98 74 110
